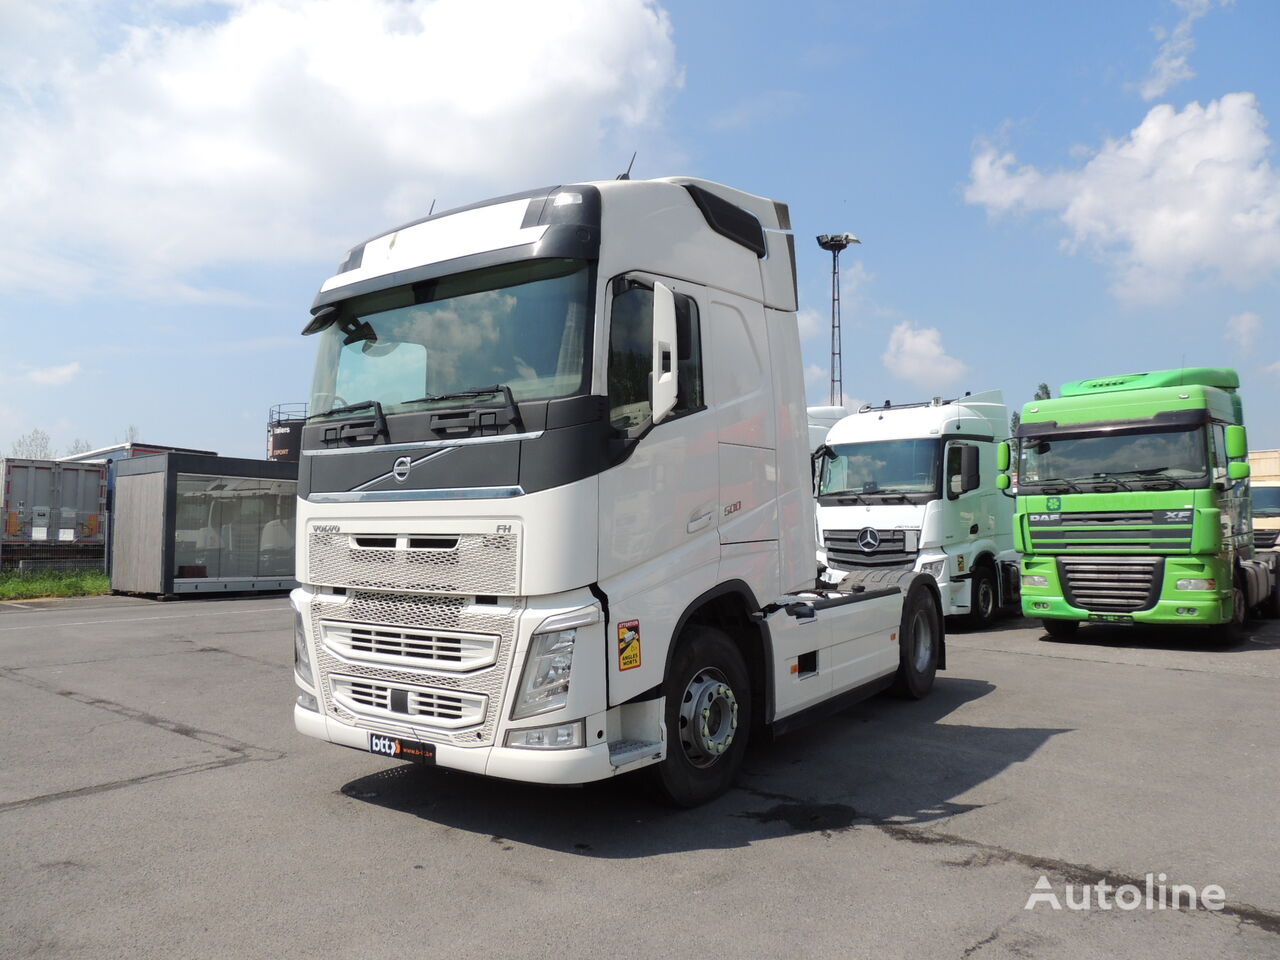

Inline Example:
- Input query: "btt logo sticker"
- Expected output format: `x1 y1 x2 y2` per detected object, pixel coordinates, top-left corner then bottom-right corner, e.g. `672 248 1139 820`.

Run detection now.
618 620 641 671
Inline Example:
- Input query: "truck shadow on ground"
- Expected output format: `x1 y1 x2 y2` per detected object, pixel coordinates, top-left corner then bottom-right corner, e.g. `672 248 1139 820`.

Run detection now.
338 677 1070 859
1031 619 1280 653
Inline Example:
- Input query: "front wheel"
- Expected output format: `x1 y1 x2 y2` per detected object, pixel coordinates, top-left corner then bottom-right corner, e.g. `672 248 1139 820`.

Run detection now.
892 585 942 699
647 626 751 808
1206 579 1247 645
965 566 999 629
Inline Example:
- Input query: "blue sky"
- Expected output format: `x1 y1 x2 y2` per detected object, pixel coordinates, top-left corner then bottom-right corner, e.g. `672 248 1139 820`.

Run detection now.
2 0 1278 458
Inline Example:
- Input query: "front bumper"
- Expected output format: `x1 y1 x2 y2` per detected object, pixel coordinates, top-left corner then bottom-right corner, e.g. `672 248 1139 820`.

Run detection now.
294 701 619 784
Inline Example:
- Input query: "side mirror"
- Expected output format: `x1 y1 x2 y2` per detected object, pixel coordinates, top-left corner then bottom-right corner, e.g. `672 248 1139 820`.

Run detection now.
1225 424 1248 460
997 440 1010 472
651 281 677 424
997 474 1011 490
960 444 981 493
1228 461 1251 481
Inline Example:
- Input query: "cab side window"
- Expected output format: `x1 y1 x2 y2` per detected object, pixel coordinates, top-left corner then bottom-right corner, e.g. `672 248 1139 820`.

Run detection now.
946 442 977 499
607 280 704 431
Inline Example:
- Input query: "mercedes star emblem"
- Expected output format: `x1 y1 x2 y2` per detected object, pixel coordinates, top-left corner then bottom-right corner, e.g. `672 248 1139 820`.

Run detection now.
857 527 880 552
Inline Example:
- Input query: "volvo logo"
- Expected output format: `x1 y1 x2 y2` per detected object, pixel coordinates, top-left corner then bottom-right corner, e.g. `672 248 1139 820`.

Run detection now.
857 527 881 552
392 456 412 483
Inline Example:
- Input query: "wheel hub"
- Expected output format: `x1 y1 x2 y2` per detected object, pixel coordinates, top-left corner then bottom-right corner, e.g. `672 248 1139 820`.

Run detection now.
678 667 739 768
911 609 934 672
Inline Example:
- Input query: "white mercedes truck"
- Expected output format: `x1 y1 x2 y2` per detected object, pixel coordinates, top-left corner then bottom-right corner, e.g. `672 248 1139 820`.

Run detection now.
814 392 1018 626
291 177 945 806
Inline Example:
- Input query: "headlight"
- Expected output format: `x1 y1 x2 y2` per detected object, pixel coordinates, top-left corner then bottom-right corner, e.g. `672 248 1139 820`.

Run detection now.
296 690 319 712
505 720 585 749
919 558 946 579
1176 578 1216 591
1022 575 1049 587
293 609 314 686
511 604 600 720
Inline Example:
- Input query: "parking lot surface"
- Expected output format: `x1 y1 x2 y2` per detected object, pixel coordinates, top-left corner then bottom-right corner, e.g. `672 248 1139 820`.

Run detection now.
2 594 1278 959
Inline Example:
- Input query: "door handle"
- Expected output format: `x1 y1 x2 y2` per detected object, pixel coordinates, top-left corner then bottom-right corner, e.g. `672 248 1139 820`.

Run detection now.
687 509 713 534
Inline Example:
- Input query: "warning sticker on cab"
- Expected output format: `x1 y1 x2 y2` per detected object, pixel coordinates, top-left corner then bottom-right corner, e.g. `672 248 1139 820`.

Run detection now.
618 620 641 671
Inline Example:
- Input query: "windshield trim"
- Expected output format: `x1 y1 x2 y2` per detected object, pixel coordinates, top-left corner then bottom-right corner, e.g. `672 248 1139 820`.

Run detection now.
1016 408 1209 440
301 429 544 457
818 437 943 502
1016 423 1211 491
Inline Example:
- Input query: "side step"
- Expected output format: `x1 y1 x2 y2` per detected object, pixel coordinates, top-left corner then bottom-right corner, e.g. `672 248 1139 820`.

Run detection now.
608 739 662 770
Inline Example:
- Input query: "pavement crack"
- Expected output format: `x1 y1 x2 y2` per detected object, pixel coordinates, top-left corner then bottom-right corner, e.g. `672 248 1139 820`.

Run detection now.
876 822 1280 936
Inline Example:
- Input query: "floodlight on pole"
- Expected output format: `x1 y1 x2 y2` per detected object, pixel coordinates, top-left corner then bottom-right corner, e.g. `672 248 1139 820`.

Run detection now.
816 232 861 407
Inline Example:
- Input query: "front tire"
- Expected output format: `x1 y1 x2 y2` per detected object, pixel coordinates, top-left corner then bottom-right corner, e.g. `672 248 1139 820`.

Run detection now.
1041 618 1079 640
965 566 999 629
1206 579 1247 645
892 585 942 699
647 626 751 808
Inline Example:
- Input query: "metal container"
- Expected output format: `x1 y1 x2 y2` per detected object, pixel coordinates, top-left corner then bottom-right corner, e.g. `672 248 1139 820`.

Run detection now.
1 458 108 570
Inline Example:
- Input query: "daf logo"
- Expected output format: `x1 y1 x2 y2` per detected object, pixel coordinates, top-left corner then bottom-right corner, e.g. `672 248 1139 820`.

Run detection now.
392 456 412 483
857 527 881 552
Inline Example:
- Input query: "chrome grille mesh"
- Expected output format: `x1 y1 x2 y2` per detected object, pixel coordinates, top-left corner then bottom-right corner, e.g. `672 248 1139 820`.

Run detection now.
330 676 486 728
309 590 520 747
308 531 520 595
1058 555 1164 612
321 622 498 672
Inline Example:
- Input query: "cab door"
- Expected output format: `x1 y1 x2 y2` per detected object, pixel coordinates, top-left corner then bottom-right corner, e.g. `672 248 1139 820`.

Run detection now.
598 274 719 703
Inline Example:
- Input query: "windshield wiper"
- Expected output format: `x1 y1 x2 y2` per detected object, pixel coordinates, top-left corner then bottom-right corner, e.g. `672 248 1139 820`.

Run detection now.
864 489 914 503
1031 477 1085 494
823 490 871 504
1089 473 1135 491
403 384 524 431
309 400 388 441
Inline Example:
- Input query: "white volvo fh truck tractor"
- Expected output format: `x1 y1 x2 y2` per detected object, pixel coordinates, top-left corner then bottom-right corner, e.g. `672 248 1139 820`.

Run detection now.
814 392 1019 627
290 176 946 807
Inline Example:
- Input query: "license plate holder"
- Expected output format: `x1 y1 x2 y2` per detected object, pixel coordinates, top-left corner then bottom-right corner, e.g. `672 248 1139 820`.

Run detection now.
368 733 436 765
1087 613 1134 624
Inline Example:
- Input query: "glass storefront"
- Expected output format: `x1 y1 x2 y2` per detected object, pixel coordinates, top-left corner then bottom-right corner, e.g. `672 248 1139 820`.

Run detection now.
172 474 297 580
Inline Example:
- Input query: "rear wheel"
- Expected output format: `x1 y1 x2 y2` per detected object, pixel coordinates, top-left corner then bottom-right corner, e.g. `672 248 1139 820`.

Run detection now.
892 585 942 699
1264 575 1280 620
647 626 751 808
1041 618 1079 640
965 566 999 629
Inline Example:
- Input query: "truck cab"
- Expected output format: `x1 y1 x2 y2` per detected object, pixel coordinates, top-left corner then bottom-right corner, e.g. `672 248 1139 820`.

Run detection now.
291 177 945 805
813 392 1017 625
1249 449 1280 551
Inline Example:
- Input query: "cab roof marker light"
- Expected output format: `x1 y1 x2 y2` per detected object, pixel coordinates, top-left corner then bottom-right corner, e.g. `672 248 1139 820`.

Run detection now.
553 192 583 206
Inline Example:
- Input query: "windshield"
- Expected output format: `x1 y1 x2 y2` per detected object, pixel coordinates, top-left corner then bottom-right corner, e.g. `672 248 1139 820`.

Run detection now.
1018 425 1208 489
1252 486 1280 516
309 259 591 418
819 439 941 499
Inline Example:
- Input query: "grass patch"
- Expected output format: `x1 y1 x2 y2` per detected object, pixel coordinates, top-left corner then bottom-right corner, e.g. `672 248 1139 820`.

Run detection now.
0 570 111 600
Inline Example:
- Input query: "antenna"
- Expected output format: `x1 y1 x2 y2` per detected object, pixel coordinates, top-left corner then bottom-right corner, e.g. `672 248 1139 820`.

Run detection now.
616 152 637 181
427 198 436 216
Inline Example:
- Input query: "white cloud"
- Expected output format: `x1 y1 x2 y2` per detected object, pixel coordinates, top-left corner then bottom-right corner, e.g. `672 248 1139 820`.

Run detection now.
966 93 1280 300
2 362 83 386
804 362 827 388
881 322 968 391
1225 311 1261 349
0 0 682 300
797 309 825 342
1139 0 1230 102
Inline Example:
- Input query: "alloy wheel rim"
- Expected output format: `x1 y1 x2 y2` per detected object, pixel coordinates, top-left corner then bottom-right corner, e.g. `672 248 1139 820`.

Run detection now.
678 667 738 768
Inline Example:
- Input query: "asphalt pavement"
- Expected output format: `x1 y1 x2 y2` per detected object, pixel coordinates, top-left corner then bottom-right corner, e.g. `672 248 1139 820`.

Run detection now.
2 593 1277 959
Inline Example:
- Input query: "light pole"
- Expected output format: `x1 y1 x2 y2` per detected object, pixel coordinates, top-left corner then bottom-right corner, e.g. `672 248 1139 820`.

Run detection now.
816 232 861 407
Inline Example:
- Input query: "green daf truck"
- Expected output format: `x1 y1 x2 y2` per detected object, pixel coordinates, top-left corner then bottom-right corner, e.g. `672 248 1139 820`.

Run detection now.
996 368 1280 639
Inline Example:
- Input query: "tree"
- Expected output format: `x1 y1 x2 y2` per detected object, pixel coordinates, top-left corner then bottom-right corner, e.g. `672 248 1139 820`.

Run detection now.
125 424 140 443
1033 382 1052 401
10 428 55 458
65 438 93 456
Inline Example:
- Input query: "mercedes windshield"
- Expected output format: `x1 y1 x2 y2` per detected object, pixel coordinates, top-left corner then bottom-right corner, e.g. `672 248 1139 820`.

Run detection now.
1017 424 1210 492
308 258 592 422
1252 486 1280 517
818 439 942 503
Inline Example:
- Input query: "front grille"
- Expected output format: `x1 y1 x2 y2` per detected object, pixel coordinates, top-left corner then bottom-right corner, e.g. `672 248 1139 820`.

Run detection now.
308 530 520 595
308 590 519 747
824 528 917 568
330 675 486 728
321 621 498 672
1255 528 1279 550
1028 509 1191 552
1058 555 1164 612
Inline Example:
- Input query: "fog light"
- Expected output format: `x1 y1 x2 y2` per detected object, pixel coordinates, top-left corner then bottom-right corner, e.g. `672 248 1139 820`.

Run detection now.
296 690 319 712
1032 602 1050 611
1176 579 1216 591
1022 575 1049 587
505 720 585 750
1176 607 1198 616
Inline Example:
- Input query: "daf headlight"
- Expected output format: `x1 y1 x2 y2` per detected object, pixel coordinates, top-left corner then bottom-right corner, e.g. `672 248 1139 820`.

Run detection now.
512 604 600 720
1176 578 1216 591
919 558 946 580
1022 575 1049 587
293 609 314 686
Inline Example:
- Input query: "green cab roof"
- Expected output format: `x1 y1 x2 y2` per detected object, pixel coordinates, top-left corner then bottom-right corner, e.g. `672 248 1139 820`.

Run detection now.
1021 376 1241 430
1059 367 1238 397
